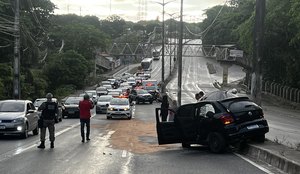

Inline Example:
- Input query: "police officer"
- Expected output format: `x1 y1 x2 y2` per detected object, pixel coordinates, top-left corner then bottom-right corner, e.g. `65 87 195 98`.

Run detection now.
37 93 58 149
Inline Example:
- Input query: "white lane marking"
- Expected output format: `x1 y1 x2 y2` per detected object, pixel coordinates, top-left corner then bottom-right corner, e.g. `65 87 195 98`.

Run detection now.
234 153 274 174
120 151 133 174
0 113 97 162
121 150 127 158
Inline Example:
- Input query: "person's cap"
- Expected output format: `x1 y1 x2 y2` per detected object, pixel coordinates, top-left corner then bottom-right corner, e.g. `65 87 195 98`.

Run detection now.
46 93 53 99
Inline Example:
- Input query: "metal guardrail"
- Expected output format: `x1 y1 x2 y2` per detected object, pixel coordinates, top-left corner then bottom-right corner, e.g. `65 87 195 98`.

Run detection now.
263 81 300 103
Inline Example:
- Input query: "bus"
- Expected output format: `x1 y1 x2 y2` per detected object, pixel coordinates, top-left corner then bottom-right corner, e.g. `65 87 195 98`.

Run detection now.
153 51 160 60
141 58 153 71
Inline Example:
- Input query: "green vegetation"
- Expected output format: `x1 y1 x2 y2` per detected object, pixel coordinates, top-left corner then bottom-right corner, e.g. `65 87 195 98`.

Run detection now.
1 0 299 101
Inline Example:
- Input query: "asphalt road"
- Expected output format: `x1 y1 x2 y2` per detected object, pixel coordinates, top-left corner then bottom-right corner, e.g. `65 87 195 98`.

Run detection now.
0 103 273 174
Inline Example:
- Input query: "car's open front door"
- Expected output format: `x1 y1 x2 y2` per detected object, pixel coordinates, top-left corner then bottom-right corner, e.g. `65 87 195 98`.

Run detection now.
155 108 182 145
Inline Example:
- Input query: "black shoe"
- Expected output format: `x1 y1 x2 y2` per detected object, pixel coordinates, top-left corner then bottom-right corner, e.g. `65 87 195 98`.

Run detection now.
50 142 54 148
81 139 85 143
86 138 90 141
37 141 45 149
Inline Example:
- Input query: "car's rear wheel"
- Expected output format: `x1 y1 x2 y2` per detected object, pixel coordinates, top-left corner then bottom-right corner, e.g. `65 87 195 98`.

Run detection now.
182 143 191 148
32 126 39 135
149 100 153 104
20 124 29 139
208 132 226 153
252 134 265 143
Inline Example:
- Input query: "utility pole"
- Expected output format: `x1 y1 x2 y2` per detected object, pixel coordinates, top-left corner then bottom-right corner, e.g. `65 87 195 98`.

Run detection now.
13 0 20 99
161 0 165 87
177 0 183 106
251 0 265 105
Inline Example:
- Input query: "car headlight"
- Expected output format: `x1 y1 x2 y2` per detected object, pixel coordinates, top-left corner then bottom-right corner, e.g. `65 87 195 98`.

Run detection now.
108 107 114 111
13 117 25 123
124 107 129 111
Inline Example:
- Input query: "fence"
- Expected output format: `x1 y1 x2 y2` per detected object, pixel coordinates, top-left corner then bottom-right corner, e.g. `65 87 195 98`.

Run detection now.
263 81 300 103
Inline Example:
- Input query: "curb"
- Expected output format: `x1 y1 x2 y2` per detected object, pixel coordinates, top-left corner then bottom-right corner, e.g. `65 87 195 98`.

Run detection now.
241 141 300 174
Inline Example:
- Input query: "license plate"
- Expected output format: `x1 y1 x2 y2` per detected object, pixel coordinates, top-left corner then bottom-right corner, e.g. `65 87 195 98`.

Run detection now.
69 111 75 114
247 124 259 130
0 125 5 129
115 112 121 114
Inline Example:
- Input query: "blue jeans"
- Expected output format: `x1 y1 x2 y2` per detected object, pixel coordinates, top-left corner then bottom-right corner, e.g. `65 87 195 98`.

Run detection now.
80 119 90 140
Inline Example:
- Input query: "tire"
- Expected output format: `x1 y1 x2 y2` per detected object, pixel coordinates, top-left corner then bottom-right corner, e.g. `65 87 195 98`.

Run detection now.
182 143 191 148
106 116 111 119
32 126 39 135
208 132 226 153
149 100 153 104
20 124 29 139
136 99 140 104
253 134 265 143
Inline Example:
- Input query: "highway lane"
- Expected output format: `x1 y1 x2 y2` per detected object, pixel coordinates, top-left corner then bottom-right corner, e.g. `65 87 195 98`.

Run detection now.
165 39 300 148
0 102 273 174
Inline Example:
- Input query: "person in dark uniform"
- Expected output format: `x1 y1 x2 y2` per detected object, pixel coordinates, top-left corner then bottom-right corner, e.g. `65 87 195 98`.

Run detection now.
160 94 169 121
79 94 94 143
37 93 58 149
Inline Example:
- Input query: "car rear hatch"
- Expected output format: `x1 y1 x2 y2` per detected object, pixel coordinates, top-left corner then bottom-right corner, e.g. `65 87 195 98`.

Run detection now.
219 97 264 124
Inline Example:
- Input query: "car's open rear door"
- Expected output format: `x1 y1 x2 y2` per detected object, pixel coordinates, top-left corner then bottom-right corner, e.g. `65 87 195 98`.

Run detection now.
155 108 182 145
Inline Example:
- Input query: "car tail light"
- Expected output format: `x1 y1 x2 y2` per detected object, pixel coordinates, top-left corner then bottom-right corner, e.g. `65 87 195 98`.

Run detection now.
220 113 234 125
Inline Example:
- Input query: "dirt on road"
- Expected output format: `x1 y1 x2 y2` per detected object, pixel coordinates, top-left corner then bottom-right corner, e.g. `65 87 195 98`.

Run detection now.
107 119 177 154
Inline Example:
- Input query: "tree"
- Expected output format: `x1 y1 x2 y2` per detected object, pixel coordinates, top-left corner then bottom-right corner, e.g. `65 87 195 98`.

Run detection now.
44 50 89 90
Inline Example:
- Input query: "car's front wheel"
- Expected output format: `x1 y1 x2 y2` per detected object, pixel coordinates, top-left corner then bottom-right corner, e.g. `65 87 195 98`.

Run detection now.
208 132 226 153
106 116 111 119
20 124 29 139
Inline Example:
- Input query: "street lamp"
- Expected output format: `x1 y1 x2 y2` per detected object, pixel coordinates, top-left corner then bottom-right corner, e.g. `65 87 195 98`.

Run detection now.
177 0 183 106
153 0 175 92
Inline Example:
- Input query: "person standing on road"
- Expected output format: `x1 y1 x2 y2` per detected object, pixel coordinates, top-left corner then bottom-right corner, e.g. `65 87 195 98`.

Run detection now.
79 94 94 143
37 93 58 149
168 100 178 121
160 94 169 122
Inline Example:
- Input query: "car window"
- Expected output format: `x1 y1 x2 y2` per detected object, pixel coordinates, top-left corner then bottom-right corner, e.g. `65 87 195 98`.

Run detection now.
195 103 216 118
176 104 194 118
110 99 128 105
0 101 25 112
29 103 35 110
98 96 112 102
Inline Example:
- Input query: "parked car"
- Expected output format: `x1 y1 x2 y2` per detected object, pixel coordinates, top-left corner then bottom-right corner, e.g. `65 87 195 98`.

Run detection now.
62 97 82 118
155 96 269 153
0 100 39 138
96 86 108 96
96 95 113 114
33 98 63 122
130 89 153 104
106 98 133 119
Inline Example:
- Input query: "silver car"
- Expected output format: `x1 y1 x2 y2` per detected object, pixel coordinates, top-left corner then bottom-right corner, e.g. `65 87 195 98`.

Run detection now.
0 100 39 138
96 95 113 114
106 98 133 119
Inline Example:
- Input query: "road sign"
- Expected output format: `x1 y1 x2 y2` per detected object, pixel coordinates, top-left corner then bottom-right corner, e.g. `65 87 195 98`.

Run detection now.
229 50 244 58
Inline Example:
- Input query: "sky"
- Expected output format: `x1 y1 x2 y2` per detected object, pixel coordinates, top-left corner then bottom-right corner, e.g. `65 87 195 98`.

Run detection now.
50 0 226 22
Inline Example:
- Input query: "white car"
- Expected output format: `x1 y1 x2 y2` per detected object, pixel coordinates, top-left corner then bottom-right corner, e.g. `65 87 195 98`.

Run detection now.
127 77 136 86
96 95 113 114
106 98 133 119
